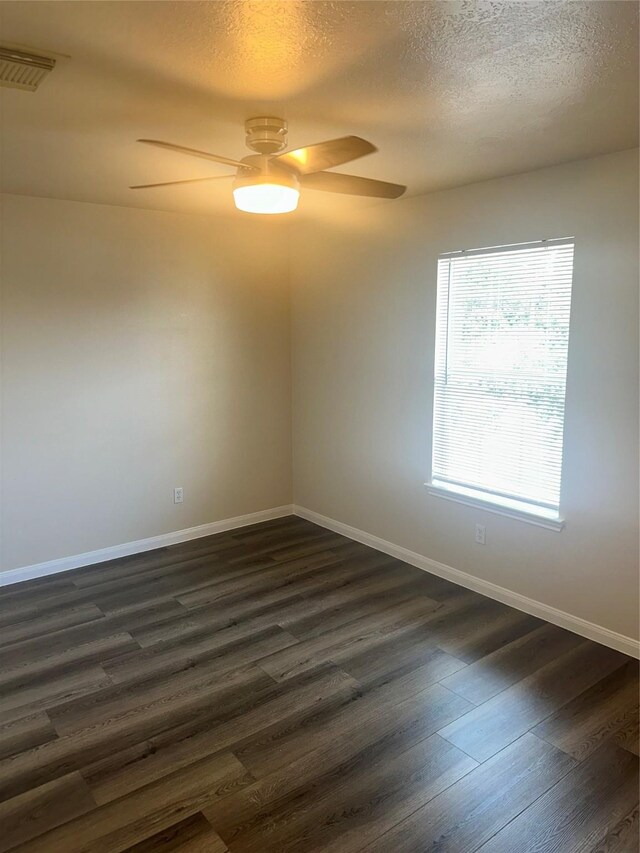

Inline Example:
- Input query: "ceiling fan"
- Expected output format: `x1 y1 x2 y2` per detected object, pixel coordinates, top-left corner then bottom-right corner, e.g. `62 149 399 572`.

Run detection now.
130 117 406 214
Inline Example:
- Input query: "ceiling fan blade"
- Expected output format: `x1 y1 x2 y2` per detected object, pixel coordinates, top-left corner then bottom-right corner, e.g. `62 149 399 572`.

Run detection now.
130 175 233 189
130 175 234 189
301 171 406 199
137 139 257 170
274 136 376 175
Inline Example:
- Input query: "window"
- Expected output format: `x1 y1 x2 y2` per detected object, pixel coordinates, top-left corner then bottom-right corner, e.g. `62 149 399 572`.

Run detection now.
428 238 574 529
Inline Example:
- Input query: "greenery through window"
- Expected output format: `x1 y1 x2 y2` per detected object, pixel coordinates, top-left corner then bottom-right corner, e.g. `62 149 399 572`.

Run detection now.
431 239 575 521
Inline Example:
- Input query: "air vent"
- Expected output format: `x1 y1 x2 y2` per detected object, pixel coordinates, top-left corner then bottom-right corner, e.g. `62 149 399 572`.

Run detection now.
0 47 56 92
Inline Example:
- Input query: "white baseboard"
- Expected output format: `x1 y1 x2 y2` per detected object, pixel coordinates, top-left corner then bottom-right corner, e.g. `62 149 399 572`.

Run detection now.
0 505 294 588
4 501 637 659
293 504 640 659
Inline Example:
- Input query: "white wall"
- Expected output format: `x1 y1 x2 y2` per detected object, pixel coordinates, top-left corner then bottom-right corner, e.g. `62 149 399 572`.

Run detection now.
291 149 639 642
1 194 292 571
2 151 638 645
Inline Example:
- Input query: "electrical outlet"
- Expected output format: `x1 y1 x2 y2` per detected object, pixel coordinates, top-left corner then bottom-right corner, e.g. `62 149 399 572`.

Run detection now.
174 487 184 504
475 523 486 545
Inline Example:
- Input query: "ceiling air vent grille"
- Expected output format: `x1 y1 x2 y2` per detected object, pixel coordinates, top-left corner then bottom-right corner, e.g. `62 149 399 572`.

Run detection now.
0 47 56 91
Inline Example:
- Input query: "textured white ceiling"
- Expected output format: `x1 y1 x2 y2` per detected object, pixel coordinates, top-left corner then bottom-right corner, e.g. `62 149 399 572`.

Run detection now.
0 0 638 218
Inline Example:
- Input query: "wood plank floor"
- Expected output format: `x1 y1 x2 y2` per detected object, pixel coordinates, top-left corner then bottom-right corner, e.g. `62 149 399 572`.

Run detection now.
0 515 637 852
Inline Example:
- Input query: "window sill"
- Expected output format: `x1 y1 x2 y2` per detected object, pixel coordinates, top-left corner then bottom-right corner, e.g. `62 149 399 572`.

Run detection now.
425 481 565 531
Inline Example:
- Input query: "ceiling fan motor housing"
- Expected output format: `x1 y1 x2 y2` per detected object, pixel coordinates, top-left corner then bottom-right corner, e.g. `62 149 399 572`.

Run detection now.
234 154 299 189
245 117 288 154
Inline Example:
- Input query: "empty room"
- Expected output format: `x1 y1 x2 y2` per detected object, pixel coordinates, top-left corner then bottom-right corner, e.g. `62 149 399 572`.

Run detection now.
0 1 638 851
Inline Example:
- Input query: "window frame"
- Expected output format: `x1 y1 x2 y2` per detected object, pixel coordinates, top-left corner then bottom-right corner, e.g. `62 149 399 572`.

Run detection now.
425 237 574 532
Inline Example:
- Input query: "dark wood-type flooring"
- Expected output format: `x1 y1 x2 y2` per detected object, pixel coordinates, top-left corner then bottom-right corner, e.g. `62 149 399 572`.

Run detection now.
0 515 638 852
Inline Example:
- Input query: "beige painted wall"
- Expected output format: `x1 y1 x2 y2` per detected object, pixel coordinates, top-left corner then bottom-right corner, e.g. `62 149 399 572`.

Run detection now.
291 149 639 641
1 194 292 571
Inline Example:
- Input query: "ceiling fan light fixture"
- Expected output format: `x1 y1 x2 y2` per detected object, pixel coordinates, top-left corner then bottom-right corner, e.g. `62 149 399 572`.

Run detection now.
233 165 299 214
233 182 299 214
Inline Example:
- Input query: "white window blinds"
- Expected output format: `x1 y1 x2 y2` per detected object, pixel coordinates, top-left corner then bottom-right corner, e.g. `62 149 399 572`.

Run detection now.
431 239 574 521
